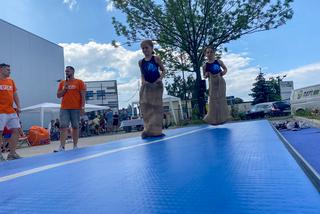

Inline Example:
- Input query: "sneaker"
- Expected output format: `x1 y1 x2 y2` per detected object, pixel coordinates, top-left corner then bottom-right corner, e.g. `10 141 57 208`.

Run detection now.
73 145 78 150
7 153 22 160
0 153 5 161
54 146 65 153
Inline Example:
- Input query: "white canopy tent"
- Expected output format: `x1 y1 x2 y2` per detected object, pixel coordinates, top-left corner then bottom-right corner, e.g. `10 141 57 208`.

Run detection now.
163 95 184 124
21 102 110 127
132 94 183 125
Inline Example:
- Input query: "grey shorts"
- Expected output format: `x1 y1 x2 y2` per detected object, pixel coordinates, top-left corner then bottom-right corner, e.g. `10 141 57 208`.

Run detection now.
60 109 80 129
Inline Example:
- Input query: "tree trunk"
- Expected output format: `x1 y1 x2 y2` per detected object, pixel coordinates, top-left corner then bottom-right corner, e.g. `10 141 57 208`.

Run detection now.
193 63 205 118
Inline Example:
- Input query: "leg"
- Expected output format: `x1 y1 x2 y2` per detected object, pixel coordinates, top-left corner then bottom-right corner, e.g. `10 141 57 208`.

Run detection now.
8 128 19 156
70 110 80 149
0 131 5 161
0 131 3 148
56 109 71 151
72 128 79 147
5 114 22 160
59 128 68 148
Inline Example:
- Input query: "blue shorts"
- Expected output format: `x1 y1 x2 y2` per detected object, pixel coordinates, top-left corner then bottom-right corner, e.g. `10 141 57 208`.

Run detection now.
60 109 80 129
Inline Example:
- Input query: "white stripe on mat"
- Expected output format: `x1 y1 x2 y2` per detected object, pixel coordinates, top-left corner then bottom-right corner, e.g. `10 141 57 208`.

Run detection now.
0 126 210 182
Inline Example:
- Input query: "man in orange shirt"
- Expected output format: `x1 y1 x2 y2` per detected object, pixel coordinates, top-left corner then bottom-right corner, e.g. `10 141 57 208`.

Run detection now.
55 66 86 152
0 63 22 161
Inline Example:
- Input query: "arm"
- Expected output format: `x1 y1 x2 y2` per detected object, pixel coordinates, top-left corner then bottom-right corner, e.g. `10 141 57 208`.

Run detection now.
80 82 86 115
57 81 68 98
154 56 166 80
202 64 209 79
80 89 86 116
138 60 146 85
13 92 21 113
219 60 227 76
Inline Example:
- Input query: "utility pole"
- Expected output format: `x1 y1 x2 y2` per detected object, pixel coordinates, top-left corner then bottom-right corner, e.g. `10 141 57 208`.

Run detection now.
180 53 189 119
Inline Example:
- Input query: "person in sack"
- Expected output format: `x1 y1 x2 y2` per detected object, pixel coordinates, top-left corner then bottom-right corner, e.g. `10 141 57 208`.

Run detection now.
139 40 166 139
202 47 229 125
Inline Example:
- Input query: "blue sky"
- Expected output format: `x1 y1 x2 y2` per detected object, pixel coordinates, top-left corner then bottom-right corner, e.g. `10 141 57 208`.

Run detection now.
1 0 320 106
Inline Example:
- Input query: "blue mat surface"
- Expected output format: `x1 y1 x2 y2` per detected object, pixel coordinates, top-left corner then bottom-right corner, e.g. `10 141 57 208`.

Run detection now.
281 128 320 175
0 120 319 213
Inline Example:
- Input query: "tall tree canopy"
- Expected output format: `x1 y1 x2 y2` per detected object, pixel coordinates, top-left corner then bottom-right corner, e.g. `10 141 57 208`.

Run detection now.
111 0 294 116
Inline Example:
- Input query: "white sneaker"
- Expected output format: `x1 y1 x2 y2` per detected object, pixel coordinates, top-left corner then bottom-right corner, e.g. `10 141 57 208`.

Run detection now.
73 145 78 150
54 146 65 153
7 153 22 160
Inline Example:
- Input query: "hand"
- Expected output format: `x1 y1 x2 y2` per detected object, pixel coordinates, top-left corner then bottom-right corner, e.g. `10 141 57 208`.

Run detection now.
63 81 69 90
16 107 21 114
80 108 85 116
204 72 209 79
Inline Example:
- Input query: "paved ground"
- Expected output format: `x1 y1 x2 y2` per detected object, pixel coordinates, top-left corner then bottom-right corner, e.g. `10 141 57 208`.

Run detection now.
6 131 142 158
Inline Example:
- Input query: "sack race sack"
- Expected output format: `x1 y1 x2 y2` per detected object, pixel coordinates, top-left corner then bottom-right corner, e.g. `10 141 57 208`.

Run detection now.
139 81 164 136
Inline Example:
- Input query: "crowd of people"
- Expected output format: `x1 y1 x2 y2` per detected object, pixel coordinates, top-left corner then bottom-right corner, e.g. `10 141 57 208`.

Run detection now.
274 120 310 131
48 110 131 141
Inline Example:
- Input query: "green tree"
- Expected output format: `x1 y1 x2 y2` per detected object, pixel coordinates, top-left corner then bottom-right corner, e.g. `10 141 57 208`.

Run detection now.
165 74 196 100
111 0 294 116
234 97 244 104
250 71 282 104
267 77 281 101
250 71 269 104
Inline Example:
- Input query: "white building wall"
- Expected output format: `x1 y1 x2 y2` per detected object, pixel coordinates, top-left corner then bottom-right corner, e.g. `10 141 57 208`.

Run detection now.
0 19 64 129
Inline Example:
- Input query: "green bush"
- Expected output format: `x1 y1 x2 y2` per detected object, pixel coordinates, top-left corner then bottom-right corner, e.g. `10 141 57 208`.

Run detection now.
295 109 320 120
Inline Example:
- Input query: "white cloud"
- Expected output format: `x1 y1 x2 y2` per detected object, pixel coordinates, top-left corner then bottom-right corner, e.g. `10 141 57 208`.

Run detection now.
60 41 320 107
60 41 143 108
106 0 114 12
63 0 77 10
221 53 260 100
222 53 320 101
273 63 320 89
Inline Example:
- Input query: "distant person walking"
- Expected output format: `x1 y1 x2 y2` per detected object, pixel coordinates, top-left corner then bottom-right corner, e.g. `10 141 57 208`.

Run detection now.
203 47 229 125
112 112 119 133
55 66 86 152
0 63 22 160
139 40 166 138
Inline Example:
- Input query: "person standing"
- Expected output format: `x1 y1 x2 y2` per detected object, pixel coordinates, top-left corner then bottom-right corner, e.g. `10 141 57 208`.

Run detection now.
55 66 86 152
203 47 229 125
0 63 22 160
139 40 166 138
112 112 119 133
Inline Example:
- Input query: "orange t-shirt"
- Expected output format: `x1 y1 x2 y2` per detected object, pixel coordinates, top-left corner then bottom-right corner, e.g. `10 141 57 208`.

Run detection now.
58 79 86 110
0 78 17 114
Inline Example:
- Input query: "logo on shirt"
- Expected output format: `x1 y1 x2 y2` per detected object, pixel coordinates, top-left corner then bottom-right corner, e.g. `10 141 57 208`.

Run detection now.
67 85 77 90
0 85 13 91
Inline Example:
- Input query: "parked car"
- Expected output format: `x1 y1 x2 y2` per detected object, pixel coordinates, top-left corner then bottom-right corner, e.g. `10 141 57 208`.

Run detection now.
246 101 291 119
272 101 291 115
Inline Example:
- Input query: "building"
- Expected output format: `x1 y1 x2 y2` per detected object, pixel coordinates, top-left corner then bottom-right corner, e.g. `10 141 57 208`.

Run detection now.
85 80 119 112
280 81 294 101
0 19 64 129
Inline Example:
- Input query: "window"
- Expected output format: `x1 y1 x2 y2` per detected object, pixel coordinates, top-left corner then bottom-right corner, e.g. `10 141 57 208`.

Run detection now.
86 91 94 100
97 90 106 100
